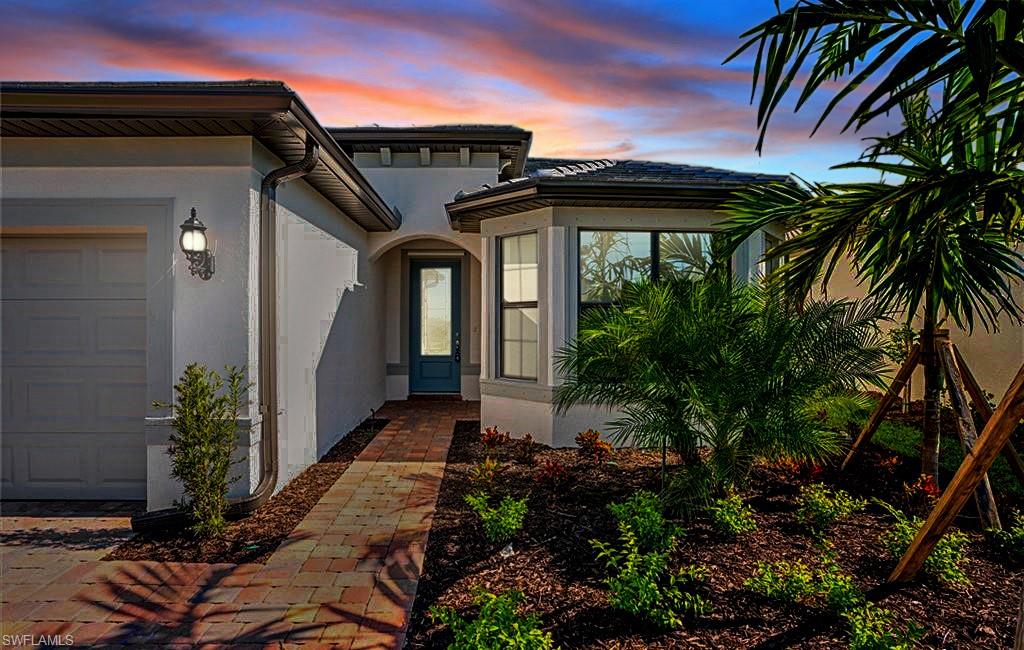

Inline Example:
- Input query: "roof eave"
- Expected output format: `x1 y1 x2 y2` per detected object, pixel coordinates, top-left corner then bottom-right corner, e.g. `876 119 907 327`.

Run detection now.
0 82 400 232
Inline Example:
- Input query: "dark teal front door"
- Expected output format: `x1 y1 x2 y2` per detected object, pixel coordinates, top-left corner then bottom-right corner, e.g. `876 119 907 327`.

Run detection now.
410 259 461 393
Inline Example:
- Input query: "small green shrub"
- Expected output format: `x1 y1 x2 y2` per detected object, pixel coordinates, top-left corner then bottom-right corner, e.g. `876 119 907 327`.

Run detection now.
876 500 970 587
592 530 710 628
429 587 555 650
988 510 1024 563
744 560 816 604
709 494 758 537
470 457 505 491
843 602 923 650
607 490 680 553
465 492 527 543
592 492 707 628
664 462 716 520
164 363 248 538
795 484 866 539
816 557 864 613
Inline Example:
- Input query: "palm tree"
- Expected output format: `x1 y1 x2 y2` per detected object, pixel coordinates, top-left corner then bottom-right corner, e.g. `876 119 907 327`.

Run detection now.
721 93 1024 477
729 0 1024 156
553 278 888 512
726 0 1024 477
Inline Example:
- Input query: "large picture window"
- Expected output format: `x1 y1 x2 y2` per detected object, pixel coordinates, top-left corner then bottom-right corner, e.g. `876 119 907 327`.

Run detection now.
578 230 717 308
499 232 539 380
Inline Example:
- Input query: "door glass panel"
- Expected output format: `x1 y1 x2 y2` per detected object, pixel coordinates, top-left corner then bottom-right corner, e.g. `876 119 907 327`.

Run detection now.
420 267 452 355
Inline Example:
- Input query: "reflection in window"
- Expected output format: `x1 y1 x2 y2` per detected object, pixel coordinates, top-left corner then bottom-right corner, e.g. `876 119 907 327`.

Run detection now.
420 267 452 355
579 231 652 303
500 233 539 380
659 232 713 282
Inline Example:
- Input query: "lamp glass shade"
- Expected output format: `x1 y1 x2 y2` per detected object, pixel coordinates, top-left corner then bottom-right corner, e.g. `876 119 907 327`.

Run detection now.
180 228 207 253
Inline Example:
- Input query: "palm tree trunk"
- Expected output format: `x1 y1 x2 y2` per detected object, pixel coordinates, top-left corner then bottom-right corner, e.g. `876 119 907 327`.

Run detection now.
920 292 941 479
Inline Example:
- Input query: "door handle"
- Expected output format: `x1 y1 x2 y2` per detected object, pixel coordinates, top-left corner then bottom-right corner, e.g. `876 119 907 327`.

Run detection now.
454 333 461 363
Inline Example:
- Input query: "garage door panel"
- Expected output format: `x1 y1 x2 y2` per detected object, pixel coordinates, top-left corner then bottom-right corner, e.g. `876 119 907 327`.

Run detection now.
1 237 146 300
3 366 146 432
2 299 145 367
1 235 147 500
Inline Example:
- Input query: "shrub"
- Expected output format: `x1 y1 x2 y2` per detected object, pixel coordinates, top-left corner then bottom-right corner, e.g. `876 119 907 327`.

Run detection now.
482 426 511 449
164 363 247 538
470 457 505 491
575 429 613 464
746 554 864 614
795 484 866 539
534 460 569 490
709 494 758 537
555 279 887 510
511 433 537 465
429 587 554 650
988 510 1024 563
816 557 864 613
876 500 970 587
592 492 707 628
607 491 680 553
744 560 816 605
465 492 527 543
843 602 923 650
592 530 709 628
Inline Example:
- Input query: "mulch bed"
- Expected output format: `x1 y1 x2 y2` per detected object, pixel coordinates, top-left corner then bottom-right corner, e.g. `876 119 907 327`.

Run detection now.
105 418 388 565
406 420 1022 649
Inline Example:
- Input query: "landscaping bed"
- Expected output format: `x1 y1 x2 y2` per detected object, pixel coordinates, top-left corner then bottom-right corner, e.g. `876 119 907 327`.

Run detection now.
406 420 1022 649
105 417 387 565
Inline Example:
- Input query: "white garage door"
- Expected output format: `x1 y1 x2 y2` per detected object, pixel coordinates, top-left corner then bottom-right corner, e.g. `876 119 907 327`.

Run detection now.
2 235 147 499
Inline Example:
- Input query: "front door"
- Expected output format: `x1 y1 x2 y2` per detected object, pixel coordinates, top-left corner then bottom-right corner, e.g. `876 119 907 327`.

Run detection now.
410 259 461 393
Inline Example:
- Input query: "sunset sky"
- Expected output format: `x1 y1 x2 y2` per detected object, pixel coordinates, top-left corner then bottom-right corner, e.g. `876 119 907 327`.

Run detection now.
0 0 895 181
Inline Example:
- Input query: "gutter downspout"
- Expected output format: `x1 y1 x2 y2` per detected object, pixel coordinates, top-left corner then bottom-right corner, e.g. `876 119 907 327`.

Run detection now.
231 136 320 517
132 136 320 532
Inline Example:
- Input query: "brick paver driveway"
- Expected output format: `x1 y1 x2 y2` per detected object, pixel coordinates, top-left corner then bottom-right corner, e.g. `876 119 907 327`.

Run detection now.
0 399 477 649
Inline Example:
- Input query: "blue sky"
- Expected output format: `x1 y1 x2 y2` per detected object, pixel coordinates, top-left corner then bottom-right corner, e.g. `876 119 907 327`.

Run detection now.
0 0 895 181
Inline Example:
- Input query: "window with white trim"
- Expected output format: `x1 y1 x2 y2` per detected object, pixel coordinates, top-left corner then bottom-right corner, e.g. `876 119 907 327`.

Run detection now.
499 232 539 380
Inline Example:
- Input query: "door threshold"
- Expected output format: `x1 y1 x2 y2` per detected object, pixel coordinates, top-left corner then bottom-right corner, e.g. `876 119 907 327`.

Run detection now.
406 393 463 401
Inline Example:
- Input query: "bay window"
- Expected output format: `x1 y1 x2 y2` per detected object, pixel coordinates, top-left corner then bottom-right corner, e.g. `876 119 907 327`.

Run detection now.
499 232 539 380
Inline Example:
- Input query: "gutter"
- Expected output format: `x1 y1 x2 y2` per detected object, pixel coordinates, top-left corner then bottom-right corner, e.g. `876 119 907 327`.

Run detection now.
131 137 320 532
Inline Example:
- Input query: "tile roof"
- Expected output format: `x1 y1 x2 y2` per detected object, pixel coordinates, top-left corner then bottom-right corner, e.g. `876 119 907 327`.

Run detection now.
522 157 789 184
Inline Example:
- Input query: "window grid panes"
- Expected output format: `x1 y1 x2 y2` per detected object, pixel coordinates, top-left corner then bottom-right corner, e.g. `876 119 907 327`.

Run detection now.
499 233 539 380
578 230 718 308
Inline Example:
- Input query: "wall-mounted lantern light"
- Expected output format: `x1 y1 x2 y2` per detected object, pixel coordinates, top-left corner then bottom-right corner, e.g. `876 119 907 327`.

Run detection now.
179 207 215 280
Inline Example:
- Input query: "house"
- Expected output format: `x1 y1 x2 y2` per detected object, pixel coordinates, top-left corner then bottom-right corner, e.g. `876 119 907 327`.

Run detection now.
1 80 1018 516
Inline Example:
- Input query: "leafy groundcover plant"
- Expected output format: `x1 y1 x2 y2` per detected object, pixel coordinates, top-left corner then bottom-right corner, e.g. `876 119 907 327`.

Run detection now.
876 500 970 587
465 492 527 543
164 363 248 538
989 510 1024 563
795 484 867 540
592 492 710 628
430 587 555 650
709 494 758 537
555 277 886 515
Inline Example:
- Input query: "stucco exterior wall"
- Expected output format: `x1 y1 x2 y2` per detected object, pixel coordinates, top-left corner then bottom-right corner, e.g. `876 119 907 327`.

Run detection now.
816 256 1024 400
0 136 258 509
252 143 387 489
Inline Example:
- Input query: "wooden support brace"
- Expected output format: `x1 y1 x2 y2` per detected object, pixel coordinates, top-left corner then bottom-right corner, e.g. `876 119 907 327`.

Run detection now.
939 342 1000 530
841 342 922 471
889 362 1024 583
953 344 1024 486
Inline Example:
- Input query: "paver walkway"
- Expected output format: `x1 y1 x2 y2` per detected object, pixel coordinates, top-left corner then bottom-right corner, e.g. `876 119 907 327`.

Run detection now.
0 399 477 648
